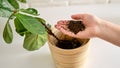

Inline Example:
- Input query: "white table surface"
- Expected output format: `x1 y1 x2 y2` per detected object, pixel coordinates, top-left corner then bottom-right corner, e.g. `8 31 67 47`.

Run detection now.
0 4 120 68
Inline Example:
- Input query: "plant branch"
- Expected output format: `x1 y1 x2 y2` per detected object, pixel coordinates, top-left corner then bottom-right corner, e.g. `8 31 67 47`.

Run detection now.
6 12 15 23
40 22 60 41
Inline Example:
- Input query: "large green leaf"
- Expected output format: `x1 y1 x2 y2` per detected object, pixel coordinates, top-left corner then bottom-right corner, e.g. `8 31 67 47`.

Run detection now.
2 0 15 10
15 13 46 34
0 8 13 18
7 0 19 9
14 18 27 36
20 8 39 16
0 0 3 5
37 17 51 28
36 17 46 24
18 0 27 3
0 0 2 3
23 32 47 51
0 0 15 18
3 22 13 43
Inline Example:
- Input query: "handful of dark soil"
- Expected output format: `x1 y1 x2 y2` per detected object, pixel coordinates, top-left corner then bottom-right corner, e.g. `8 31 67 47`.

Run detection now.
68 20 85 34
43 20 84 49
55 20 86 49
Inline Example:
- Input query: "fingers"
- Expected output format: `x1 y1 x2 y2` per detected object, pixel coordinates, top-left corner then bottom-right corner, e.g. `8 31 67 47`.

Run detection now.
55 13 95 39
55 20 75 37
56 26 89 38
55 20 87 38
56 20 68 25
58 27 76 37
71 14 84 20
55 20 68 30
71 13 93 20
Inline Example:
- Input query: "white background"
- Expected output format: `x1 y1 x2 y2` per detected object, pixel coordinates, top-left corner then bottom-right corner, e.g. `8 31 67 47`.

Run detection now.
28 0 120 7
0 4 120 68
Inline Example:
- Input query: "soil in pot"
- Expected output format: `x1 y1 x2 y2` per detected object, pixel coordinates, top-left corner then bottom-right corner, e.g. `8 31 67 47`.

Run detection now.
56 39 82 49
45 20 86 49
56 20 86 49
48 20 88 68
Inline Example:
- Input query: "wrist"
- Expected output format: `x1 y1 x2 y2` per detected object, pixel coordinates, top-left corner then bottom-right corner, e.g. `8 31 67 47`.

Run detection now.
95 19 108 38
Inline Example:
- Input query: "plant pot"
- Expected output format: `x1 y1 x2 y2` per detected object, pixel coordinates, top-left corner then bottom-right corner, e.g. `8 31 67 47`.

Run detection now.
48 29 90 68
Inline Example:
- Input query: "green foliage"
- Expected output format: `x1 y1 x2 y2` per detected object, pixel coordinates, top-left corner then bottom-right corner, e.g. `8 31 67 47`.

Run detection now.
36 17 46 24
20 8 39 16
14 13 48 51
3 21 13 43
0 0 15 17
15 13 46 35
3 13 14 43
0 8 13 18
23 32 47 51
7 0 19 9
0 0 15 10
18 0 27 3
14 18 27 36
0 0 3 5
1 0 49 51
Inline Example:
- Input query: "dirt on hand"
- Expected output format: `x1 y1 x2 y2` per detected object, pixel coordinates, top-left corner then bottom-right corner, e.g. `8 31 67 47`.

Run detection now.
67 20 85 34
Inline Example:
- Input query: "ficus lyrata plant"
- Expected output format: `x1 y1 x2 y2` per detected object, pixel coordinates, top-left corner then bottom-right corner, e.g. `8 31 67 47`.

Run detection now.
0 0 52 51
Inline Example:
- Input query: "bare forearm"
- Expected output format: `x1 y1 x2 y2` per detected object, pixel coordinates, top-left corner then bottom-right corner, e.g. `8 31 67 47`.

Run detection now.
98 20 120 46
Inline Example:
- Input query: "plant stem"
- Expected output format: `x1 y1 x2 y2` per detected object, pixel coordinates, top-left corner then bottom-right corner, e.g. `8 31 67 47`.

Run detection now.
6 12 15 23
40 22 61 41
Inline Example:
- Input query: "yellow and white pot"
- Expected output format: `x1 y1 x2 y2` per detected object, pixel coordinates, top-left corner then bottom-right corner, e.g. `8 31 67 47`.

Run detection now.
48 30 90 68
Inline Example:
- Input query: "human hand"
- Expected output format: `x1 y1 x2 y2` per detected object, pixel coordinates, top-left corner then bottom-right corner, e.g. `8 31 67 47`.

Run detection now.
55 13 103 39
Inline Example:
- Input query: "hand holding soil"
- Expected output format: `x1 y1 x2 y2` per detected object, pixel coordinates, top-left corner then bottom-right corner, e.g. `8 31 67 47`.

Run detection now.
55 13 120 46
55 13 102 39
